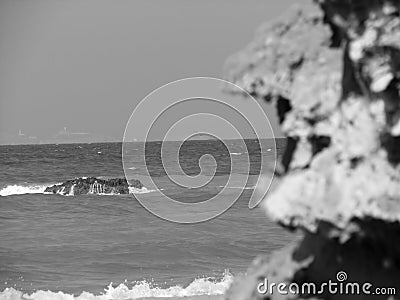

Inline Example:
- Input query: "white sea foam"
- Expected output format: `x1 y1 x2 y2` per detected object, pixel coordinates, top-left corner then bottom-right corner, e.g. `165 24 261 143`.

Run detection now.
217 185 255 190
86 187 157 196
68 184 75 196
128 187 157 194
230 152 242 156
0 184 49 196
0 272 233 300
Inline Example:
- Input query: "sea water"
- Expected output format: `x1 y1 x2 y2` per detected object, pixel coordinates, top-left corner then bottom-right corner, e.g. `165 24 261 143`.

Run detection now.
0 140 297 299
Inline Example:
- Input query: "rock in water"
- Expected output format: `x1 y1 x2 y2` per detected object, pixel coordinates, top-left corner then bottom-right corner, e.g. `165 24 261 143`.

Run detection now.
44 177 144 195
225 0 400 299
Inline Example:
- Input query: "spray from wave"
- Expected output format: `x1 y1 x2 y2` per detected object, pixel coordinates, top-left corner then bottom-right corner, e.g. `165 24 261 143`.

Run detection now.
0 184 49 196
0 272 233 300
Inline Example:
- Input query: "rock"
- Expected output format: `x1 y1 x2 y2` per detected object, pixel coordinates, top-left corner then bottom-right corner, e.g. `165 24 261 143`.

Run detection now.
44 177 144 195
224 0 400 299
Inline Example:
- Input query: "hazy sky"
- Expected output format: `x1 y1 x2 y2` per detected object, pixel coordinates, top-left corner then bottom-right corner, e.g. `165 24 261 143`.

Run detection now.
0 0 295 143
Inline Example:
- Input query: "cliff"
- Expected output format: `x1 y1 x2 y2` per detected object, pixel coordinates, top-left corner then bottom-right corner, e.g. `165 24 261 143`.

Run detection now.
225 0 400 299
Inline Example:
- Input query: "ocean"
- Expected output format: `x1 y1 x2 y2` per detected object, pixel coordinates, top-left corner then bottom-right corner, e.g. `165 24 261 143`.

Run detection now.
0 139 297 299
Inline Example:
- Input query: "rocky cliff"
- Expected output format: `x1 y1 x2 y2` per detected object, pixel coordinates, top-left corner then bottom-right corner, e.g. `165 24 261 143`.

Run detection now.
225 0 400 299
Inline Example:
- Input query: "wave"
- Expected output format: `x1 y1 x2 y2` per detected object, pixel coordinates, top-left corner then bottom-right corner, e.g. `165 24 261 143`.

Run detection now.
230 152 242 156
128 186 157 194
218 185 255 190
0 184 49 196
0 272 233 300
0 184 156 197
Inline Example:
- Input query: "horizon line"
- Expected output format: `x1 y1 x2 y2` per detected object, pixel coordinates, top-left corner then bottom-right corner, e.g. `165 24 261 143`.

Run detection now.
0 137 286 146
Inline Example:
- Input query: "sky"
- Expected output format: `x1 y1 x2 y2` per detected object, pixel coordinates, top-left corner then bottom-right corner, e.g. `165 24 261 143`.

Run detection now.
0 0 295 144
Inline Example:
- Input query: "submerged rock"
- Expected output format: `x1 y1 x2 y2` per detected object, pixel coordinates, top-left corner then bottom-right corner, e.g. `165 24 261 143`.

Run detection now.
44 177 144 195
225 0 400 299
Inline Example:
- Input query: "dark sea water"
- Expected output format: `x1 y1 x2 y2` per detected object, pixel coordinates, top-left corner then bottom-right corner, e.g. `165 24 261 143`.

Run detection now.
0 140 297 299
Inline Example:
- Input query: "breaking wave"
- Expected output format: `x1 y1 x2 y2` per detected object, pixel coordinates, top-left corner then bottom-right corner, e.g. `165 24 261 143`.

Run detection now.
229 152 243 156
0 184 49 196
128 186 156 194
218 185 255 190
0 272 233 300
